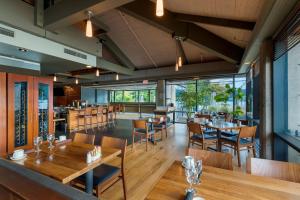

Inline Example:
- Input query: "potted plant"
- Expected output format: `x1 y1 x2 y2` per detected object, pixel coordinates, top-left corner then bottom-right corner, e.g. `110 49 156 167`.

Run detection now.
177 88 196 121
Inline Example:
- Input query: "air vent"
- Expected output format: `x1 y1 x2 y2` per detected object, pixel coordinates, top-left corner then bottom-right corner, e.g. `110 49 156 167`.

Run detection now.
0 27 14 38
64 48 87 60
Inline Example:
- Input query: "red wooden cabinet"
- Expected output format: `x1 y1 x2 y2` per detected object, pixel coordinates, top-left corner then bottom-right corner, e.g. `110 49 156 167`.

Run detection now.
6 74 53 153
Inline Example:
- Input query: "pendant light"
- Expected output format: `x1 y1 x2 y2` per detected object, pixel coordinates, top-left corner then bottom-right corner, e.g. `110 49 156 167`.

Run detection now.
75 78 79 85
178 56 182 67
96 69 100 77
116 73 119 80
175 63 179 71
86 65 92 68
53 75 57 82
156 0 164 17
86 11 93 37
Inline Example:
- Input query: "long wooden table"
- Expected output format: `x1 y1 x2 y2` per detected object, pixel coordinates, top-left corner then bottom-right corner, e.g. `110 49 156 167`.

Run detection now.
8 142 121 194
146 161 300 200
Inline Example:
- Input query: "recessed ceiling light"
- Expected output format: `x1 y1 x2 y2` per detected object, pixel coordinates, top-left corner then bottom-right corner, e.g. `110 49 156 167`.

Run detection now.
18 47 28 52
86 65 92 68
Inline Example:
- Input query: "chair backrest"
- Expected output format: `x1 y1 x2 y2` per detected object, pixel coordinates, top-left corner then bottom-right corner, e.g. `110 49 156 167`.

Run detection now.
97 106 103 113
195 114 210 120
246 157 300 183
187 122 203 135
101 136 127 167
238 126 257 139
108 105 114 112
73 133 95 145
85 107 92 115
188 148 233 170
132 119 147 129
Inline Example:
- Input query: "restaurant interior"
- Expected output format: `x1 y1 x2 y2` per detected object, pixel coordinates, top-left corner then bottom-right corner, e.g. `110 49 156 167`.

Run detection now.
0 0 300 200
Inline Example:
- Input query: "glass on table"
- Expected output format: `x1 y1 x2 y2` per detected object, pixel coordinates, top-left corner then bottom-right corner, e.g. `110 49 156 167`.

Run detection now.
33 136 42 152
47 134 55 149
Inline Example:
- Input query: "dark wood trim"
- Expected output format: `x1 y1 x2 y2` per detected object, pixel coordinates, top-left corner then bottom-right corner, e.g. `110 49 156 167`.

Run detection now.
274 132 300 153
175 13 255 30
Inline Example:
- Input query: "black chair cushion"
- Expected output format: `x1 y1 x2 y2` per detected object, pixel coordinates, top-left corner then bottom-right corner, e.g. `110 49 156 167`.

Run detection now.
153 124 166 129
203 130 217 135
191 134 217 140
221 136 251 145
220 131 238 137
78 164 120 186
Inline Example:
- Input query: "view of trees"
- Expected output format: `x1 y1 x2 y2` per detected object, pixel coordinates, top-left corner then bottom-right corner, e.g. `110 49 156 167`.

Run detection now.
110 89 156 103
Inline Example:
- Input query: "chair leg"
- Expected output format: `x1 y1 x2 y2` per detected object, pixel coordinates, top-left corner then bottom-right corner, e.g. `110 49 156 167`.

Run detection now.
96 185 100 199
237 146 241 167
165 127 168 138
132 133 135 150
146 135 148 151
253 144 256 157
122 176 127 200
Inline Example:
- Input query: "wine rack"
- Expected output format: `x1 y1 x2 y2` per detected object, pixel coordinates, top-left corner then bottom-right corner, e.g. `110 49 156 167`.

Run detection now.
14 82 28 147
38 83 49 140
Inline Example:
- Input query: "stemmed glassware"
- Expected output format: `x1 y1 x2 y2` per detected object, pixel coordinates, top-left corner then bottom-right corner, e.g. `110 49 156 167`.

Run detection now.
184 157 203 199
47 134 55 149
33 136 42 152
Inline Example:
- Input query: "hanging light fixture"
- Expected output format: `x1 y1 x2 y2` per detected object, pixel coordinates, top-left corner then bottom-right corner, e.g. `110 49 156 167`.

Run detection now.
96 69 100 77
116 73 119 80
75 78 79 85
175 63 179 71
86 65 92 68
178 56 182 67
86 11 93 37
156 0 164 17
53 74 57 82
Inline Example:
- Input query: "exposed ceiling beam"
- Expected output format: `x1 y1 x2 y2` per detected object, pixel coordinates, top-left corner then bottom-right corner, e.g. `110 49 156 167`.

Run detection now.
44 0 135 30
70 68 100 76
97 58 134 75
99 34 136 70
175 40 188 64
239 0 299 73
119 0 244 64
58 61 236 85
175 13 255 30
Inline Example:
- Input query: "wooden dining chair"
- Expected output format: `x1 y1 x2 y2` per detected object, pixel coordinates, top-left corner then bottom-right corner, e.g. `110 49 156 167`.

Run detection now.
187 121 217 150
132 119 155 151
73 132 95 145
75 136 127 199
219 126 257 167
246 157 300 183
153 116 168 139
188 148 233 170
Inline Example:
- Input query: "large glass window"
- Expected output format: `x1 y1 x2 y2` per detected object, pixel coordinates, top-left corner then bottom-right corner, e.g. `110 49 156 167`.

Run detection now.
166 76 246 123
109 89 156 103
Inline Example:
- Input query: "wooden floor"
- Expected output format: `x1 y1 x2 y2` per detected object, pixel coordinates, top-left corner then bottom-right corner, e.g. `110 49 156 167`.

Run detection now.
100 122 254 200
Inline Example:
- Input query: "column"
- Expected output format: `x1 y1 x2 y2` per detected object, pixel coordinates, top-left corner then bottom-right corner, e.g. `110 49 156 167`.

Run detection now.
156 80 166 107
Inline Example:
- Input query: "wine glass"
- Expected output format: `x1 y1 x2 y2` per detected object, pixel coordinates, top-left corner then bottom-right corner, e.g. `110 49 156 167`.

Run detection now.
33 136 42 152
185 157 196 193
47 134 55 149
185 158 204 199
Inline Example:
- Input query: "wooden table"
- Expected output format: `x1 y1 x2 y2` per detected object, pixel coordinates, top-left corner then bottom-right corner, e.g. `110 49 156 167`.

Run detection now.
146 161 300 200
194 118 243 151
8 142 121 194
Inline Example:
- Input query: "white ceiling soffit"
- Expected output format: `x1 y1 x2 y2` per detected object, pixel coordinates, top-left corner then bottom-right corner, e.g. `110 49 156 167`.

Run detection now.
0 23 97 67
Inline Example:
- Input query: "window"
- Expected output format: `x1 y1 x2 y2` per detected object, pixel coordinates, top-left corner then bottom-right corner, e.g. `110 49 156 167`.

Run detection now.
114 91 123 102
109 89 156 103
123 91 138 102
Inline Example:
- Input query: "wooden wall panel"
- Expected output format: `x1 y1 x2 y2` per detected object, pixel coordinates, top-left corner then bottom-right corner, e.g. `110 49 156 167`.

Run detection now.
0 72 6 156
7 74 34 153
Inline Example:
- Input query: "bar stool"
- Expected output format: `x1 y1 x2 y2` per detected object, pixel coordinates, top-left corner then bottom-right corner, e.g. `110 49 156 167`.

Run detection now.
107 105 115 126
84 107 93 133
77 110 86 132
96 106 104 129
102 107 108 127
91 107 98 129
